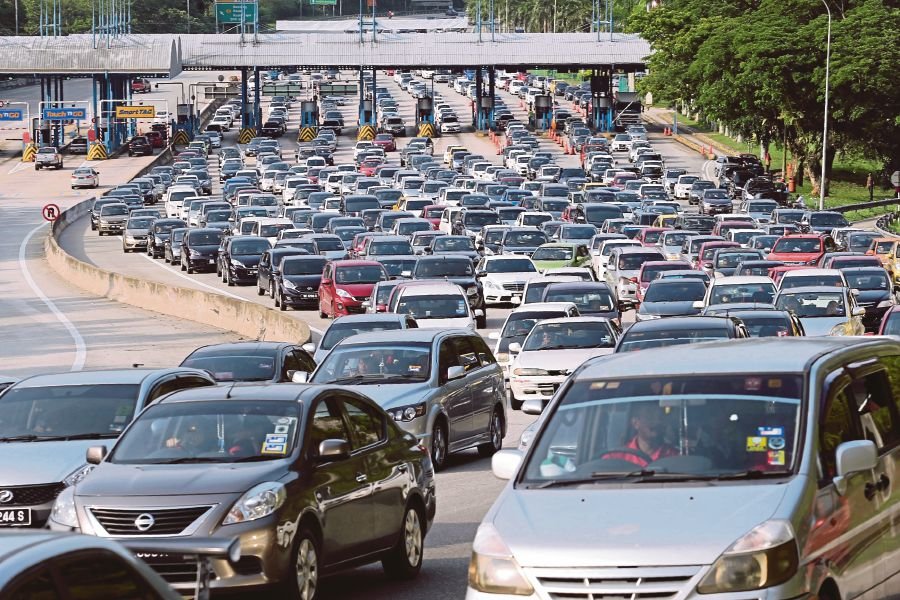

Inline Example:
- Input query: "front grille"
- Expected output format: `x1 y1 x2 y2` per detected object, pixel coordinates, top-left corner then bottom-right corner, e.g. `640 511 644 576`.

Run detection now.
89 506 212 536
136 554 200 585
528 565 700 599
0 483 65 506
354 295 369 302
502 282 525 292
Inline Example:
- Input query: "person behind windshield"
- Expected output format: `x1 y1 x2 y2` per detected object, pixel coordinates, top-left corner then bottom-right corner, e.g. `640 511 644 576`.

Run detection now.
605 402 677 467
165 419 216 453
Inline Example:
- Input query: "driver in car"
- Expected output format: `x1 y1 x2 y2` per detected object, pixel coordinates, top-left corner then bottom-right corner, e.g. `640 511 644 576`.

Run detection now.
605 403 677 467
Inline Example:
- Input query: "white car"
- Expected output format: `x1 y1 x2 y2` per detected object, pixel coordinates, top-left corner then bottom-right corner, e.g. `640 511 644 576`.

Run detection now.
209 116 231 131
508 316 619 409
393 282 480 329
698 275 777 309
250 217 294 245
611 133 633 152
440 116 461 134
673 175 700 199
163 185 198 219
476 255 541 305
777 268 847 291
70 167 99 189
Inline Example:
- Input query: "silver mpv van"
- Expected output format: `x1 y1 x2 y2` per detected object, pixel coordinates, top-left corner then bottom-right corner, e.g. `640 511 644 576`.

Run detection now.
473 338 900 600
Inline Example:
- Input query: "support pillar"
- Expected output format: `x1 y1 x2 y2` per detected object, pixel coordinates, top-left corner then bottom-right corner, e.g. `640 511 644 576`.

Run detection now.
253 68 262 134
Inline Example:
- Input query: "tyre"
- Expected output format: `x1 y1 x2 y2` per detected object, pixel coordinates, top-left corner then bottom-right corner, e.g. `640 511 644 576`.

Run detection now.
274 291 280 308
475 312 487 329
279 294 288 311
270 281 276 299
257 282 266 296
284 527 320 600
431 420 448 471
381 504 424 580
509 389 523 412
478 406 504 457
180 259 187 272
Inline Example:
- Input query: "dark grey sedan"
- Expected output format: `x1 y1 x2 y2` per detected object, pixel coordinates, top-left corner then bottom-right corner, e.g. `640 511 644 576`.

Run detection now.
49 384 435 598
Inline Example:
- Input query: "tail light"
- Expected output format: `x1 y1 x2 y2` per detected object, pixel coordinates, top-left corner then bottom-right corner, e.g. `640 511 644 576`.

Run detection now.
629 277 638 283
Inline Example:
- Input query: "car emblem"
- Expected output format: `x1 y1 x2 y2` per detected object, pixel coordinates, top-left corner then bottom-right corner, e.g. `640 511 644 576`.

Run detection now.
134 513 155 532
0 490 12 504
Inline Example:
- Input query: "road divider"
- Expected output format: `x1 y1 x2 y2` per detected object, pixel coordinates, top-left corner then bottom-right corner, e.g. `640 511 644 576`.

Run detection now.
45 200 311 346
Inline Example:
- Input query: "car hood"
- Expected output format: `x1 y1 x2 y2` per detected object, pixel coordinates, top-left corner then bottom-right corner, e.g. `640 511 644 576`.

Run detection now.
492 482 787 567
190 244 220 256
640 301 702 316
798 316 850 336
125 228 150 236
515 348 613 370
486 272 539 284
284 274 322 287
321 250 348 260
100 215 128 222
434 250 480 260
232 254 262 267
0 440 108 485
414 316 474 329
533 260 571 271
343 383 431 410
334 282 376 296
856 290 890 306
77 461 288 497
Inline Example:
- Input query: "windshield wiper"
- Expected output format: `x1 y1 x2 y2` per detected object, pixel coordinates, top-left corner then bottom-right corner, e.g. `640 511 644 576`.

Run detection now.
0 433 119 443
330 373 422 385
153 457 229 464
231 455 277 463
713 469 792 480
532 470 656 488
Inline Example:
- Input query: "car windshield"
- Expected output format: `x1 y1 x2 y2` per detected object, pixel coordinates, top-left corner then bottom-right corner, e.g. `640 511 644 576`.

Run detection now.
716 252 761 268
181 354 276 381
705 191 729 200
109 401 300 464
320 321 404 350
189 232 223 245
500 312 565 347
844 271 890 291
505 232 547 247
0 384 140 440
434 238 474 252
544 288 614 312
641 265 681 282
776 291 846 317
775 211 805 224
315 238 344 251
619 324 733 351
127 218 154 229
522 214 552 226
398 295 469 319
710 283 775 304
521 374 801 484
772 238 821 253
464 213 501 227
739 315 794 337
809 213 848 227
523 321 615 351
661 233 692 246
101 205 128 216
533 247 573 261
260 224 290 237
847 234 879 252
618 254 659 270
312 343 432 384
562 226 596 239
335 266 385 284
780 275 844 289
282 258 326 275
644 281 706 303
486 258 537 273
416 259 473 277
371 242 413 255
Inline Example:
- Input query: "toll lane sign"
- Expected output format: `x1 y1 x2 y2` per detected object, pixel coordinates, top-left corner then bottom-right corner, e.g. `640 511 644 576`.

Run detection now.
115 105 156 119
0 109 23 121
216 2 257 23
42 107 86 120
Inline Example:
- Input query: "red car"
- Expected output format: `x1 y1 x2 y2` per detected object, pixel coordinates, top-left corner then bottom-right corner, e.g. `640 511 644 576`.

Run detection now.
635 260 692 304
318 260 388 318
635 227 671 248
695 241 740 270
710 220 755 238
422 204 447 228
767 265 813 286
359 159 383 176
767 234 827 266
372 133 396 152
145 131 165 148
878 306 900 335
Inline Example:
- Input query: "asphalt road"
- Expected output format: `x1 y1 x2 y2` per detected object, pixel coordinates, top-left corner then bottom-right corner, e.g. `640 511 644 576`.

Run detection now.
5 71 711 598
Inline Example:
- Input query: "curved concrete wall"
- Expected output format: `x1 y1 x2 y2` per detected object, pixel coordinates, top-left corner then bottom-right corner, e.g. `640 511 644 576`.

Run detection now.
45 199 311 344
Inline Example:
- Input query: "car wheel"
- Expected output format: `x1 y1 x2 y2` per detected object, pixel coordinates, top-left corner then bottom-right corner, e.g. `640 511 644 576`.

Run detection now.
180 258 187 272
216 262 222 277
431 420 449 471
257 283 266 296
478 406 504 457
270 281 276 299
509 389 523 412
225 269 235 286
285 527 320 600
381 504 424 580
90 223 96 231
279 293 288 311
475 311 487 329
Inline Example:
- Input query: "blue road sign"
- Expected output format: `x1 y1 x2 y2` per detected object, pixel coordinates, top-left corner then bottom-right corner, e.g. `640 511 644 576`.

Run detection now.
42 107 86 120
0 110 23 121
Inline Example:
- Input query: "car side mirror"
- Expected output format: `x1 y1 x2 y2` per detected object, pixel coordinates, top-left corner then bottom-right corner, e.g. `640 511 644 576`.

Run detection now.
291 371 309 383
492 449 523 480
852 306 865 317
86 445 108 465
488 331 500 340
508 342 522 354
833 439 877 495
447 365 466 380
692 300 705 310
321 278 331 285
475 271 487 278
302 342 316 354
317 439 351 461
522 399 544 415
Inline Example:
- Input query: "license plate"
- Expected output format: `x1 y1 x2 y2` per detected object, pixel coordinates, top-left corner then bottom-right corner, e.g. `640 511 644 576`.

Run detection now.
0 509 31 526
302 293 317 299
208 259 216 264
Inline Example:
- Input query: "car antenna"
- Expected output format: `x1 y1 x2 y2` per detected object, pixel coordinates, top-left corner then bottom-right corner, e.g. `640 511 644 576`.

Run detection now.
132 363 144 368
225 382 236 399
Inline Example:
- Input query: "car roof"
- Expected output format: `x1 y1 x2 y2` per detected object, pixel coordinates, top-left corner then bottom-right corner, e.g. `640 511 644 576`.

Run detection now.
11 368 195 388
336 328 471 345
157 382 320 405
585 338 880 379
511 302 578 313
328 313 407 324
399 282 464 295
187 341 293 356
614 247 664 255
711 275 775 285
533 316 613 326
776 285 848 295
781 268 843 277
545 281 607 290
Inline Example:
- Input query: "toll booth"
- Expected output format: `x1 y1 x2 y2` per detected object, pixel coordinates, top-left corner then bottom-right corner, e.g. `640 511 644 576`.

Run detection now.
298 100 319 143
416 96 436 138
533 95 553 131
590 72 614 133
473 68 496 131
357 68 377 140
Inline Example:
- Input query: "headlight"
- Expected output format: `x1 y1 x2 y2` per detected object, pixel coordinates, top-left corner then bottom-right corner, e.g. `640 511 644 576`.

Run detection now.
222 482 286 525
63 464 95 487
336 288 354 299
666 253 681 260
189 249 202 257
829 323 848 336
495 352 509 363
484 279 501 290
697 520 798 594
154 236 164 244
513 368 549 376
282 278 297 289
468 523 534 595
231 259 246 268
50 486 79 528
390 402 427 422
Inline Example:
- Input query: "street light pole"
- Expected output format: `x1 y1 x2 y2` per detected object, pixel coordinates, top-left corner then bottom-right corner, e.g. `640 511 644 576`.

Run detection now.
819 0 831 211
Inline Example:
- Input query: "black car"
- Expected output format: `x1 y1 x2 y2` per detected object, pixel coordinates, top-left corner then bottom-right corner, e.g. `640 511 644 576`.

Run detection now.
275 255 328 310
257 247 311 297
179 228 224 274
127 136 153 157
180 341 316 383
842 266 895 332
411 255 486 327
261 120 284 138
146 218 187 258
700 306 805 337
217 235 271 285
425 235 482 263
615 316 750 352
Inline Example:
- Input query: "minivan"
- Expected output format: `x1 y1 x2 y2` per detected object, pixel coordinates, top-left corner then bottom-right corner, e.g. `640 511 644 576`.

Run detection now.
478 337 900 600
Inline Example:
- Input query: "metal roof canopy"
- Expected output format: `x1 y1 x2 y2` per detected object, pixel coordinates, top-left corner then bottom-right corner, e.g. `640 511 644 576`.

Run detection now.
275 16 470 33
179 32 650 71
0 34 181 77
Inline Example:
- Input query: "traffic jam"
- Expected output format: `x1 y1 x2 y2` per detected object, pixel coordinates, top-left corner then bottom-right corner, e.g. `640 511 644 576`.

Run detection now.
4 67 900 600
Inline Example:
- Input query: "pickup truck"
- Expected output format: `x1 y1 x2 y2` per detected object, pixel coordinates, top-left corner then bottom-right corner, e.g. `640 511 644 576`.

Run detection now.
35 146 63 170
131 78 151 94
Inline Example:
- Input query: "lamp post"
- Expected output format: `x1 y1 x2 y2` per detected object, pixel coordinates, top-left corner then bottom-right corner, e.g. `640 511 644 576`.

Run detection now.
154 82 185 105
819 0 831 211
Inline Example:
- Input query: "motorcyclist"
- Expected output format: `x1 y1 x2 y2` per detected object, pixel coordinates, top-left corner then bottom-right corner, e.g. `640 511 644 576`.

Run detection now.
793 195 806 209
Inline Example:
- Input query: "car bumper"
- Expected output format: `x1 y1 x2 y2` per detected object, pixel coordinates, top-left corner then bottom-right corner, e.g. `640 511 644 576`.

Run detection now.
510 375 564 401
228 266 258 283
99 223 125 233
187 256 218 270
283 287 320 305
483 290 523 305
123 236 148 249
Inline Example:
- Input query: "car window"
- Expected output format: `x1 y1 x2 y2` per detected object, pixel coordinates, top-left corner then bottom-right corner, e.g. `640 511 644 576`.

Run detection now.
439 339 461 383
293 350 316 374
472 336 496 366
819 383 859 483
282 350 301 381
57 550 165 599
342 397 385 448
849 369 899 452
452 337 480 373
308 399 352 457
7 566 57 600
147 377 184 403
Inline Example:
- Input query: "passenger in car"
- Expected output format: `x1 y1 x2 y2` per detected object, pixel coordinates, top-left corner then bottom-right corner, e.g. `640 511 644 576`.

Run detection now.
606 403 678 467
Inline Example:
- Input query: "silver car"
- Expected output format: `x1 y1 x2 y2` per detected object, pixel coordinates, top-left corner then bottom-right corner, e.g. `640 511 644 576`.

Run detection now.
604 246 665 309
774 286 865 336
0 369 215 529
306 328 507 470
472 337 900 600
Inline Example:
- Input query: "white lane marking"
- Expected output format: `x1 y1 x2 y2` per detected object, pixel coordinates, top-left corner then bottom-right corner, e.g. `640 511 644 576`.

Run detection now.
137 254 323 335
7 161 32 175
19 222 87 371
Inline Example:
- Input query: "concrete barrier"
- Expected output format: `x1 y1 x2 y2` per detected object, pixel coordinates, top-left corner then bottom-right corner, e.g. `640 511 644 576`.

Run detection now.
45 200 311 345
